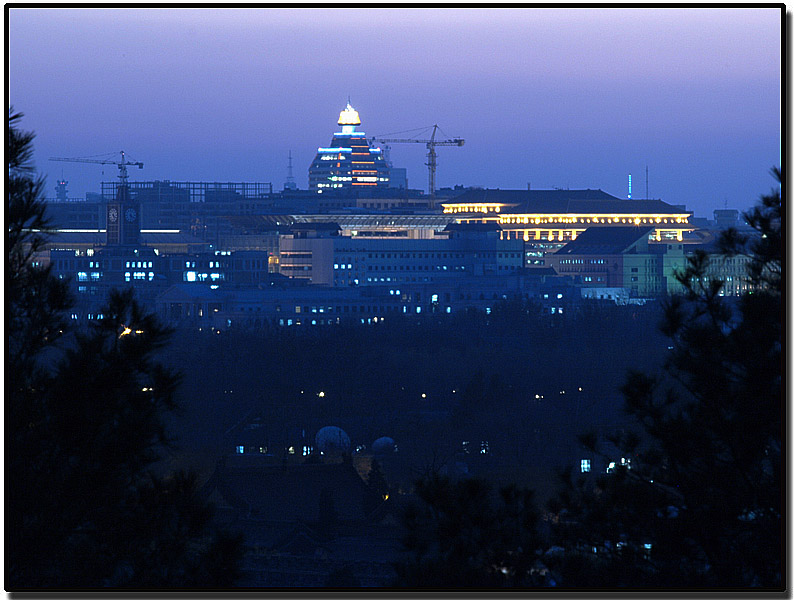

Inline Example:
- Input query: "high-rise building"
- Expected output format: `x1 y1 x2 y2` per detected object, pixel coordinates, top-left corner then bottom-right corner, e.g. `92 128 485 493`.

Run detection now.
308 104 390 193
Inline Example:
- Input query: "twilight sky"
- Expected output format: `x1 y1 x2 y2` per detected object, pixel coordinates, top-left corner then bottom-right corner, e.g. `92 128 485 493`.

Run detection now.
9 7 781 217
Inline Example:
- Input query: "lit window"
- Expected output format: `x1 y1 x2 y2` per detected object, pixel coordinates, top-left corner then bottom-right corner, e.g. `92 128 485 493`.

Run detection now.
77 271 88 281
236 445 244 454
581 459 591 473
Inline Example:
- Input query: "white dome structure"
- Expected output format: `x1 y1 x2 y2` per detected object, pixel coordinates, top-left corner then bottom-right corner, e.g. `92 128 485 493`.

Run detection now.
316 426 351 455
372 437 396 454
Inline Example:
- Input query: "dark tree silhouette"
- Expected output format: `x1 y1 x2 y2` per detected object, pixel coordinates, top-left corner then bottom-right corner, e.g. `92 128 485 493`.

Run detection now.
7 109 242 589
548 168 783 588
395 475 547 587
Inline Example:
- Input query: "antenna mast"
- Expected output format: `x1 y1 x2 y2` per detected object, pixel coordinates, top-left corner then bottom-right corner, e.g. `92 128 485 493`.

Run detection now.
285 150 297 191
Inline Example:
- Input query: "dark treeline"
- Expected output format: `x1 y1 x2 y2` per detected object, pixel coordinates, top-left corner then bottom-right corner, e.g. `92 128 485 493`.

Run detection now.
161 298 669 499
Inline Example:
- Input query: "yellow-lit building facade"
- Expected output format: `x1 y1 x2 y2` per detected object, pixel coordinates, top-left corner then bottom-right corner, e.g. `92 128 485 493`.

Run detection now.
441 189 693 245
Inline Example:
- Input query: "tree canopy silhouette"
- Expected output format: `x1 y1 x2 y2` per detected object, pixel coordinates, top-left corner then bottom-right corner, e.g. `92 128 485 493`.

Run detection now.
7 109 242 589
396 474 547 587
548 168 783 588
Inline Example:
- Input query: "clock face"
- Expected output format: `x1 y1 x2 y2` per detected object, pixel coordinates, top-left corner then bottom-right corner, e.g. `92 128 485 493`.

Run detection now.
108 207 118 223
125 208 137 222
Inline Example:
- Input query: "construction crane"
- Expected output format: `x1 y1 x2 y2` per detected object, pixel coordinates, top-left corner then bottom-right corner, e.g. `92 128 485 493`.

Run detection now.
371 125 464 196
49 150 143 185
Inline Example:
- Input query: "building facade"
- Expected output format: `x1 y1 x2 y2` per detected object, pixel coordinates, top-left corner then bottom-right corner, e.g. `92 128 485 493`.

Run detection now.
278 222 524 287
546 226 686 297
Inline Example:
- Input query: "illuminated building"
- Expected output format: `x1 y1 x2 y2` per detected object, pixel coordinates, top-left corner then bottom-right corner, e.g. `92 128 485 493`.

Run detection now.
308 103 391 193
442 189 694 268
278 222 523 287
546 226 686 296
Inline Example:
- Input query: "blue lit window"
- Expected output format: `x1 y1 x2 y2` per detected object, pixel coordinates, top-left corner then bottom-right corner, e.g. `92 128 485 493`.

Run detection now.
236 445 244 454
77 271 88 281
581 459 591 473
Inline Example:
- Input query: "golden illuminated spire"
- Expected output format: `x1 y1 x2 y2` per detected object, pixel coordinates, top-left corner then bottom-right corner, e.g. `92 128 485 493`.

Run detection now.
338 102 361 126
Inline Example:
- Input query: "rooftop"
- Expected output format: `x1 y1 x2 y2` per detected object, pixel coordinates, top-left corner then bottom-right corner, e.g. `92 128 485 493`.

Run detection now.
554 226 655 255
444 189 689 216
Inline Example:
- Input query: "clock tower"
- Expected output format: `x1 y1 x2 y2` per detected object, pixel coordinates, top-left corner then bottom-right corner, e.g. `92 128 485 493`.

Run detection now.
106 183 140 246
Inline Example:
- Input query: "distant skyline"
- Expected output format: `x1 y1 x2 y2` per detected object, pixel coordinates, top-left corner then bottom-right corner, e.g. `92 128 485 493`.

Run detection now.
9 7 781 217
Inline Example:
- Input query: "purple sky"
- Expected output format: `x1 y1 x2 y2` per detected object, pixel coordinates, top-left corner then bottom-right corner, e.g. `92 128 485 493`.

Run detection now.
9 8 781 217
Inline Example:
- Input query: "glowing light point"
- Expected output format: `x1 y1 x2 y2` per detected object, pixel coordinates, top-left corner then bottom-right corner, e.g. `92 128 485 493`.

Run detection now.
338 103 361 127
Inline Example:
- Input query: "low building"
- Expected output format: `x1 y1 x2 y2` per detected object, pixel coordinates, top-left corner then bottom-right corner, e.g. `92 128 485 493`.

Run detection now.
278 222 524 287
547 226 686 297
